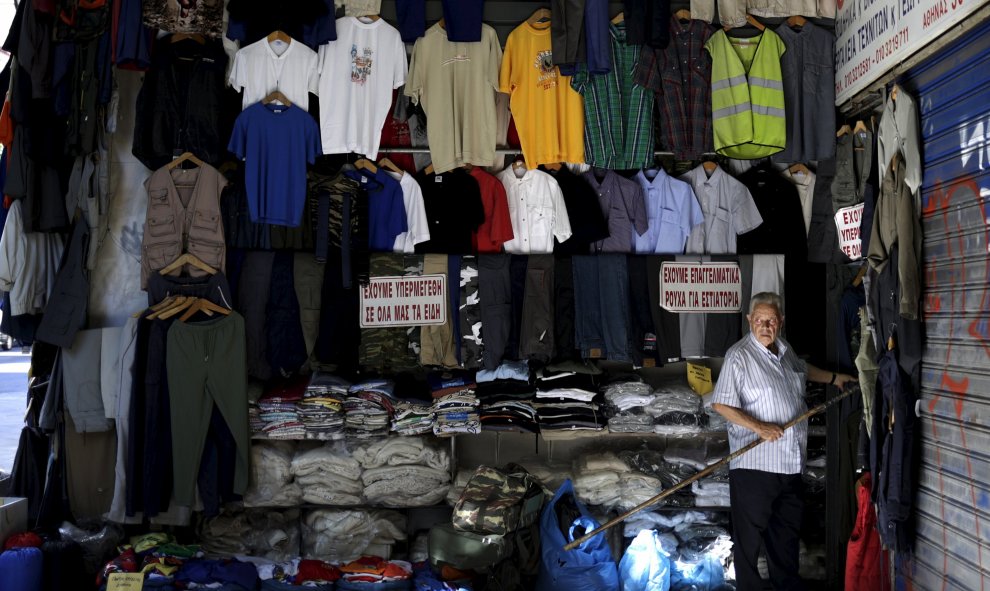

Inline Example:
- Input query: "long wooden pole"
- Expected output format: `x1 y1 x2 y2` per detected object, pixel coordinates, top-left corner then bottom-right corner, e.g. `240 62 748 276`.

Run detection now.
562 387 857 551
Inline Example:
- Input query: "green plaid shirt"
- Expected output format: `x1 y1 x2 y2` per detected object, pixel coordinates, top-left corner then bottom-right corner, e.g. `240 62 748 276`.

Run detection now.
571 22 655 170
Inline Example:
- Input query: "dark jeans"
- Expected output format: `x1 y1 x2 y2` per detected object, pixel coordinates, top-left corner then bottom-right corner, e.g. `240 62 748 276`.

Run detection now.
729 469 805 591
572 254 631 362
479 254 512 370
520 255 554 363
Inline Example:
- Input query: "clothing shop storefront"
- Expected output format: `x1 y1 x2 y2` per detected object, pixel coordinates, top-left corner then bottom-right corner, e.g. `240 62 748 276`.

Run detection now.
0 0 985 589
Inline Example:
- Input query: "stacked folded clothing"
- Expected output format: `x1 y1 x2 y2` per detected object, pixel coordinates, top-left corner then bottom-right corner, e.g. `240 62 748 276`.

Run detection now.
428 371 477 399
534 402 604 433
256 383 306 439
620 449 699 508
604 380 656 433
475 361 534 403
534 368 604 433
291 444 364 506
432 391 481 436
572 452 655 509
244 442 303 507
479 400 538 433
345 380 397 439
298 372 349 440
200 509 301 561
648 385 704 434
618 472 664 511
691 473 731 507
338 556 413 589
353 437 451 507
391 400 434 435
252 558 340 587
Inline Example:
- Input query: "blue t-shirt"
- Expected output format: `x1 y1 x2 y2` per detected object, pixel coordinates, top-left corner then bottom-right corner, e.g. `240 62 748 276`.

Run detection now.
345 168 408 251
228 102 321 227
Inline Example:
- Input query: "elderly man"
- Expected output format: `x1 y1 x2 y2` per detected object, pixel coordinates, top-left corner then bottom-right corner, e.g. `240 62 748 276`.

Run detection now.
712 292 855 591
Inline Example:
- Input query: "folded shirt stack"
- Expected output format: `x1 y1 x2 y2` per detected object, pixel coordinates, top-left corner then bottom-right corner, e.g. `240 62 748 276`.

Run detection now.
691 476 731 507
297 372 348 440
391 400 434 436
291 444 364 506
648 385 704 435
428 371 477 399
534 402 604 432
572 452 653 509
432 390 481 436
476 360 535 403
603 380 657 433
345 380 397 439
479 400 539 433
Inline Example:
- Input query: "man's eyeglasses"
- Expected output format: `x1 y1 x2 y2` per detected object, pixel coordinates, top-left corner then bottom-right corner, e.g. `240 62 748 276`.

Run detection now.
751 317 780 327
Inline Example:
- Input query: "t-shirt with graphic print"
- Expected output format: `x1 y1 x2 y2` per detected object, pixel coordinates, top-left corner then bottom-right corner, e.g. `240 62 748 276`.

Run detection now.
499 20 584 168
318 17 407 157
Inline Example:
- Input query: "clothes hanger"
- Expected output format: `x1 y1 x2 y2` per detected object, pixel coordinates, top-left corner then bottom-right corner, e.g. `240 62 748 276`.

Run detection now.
852 264 868 287
437 18 446 30
527 8 552 26
786 15 807 27
133 295 177 318
179 298 232 323
267 30 291 45
674 9 692 21
262 90 292 107
836 124 852 137
423 163 435 175
746 14 766 30
354 158 378 173
702 160 718 174
611 11 625 24
377 157 402 173
788 163 811 176
357 14 380 22
166 151 205 170
159 252 218 276
891 85 898 101
853 120 869 134
171 33 206 44
543 162 562 172
150 296 196 320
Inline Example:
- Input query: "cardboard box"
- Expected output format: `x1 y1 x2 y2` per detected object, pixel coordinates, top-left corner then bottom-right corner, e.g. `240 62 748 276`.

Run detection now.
0 497 28 546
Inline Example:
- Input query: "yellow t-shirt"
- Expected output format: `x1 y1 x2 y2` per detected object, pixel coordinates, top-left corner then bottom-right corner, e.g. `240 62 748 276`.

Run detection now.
499 21 584 168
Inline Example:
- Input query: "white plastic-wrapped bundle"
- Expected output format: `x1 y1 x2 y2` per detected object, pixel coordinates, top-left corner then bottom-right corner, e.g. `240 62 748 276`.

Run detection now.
352 436 450 471
243 442 303 507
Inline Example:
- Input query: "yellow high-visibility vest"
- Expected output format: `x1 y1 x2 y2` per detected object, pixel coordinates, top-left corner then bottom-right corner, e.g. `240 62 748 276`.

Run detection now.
705 29 787 159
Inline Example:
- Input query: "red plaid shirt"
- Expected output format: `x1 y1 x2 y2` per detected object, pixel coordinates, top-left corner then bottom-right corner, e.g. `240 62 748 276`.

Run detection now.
634 17 715 160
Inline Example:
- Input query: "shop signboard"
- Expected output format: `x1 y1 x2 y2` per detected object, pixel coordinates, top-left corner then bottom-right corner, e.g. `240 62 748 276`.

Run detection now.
835 203 866 260
835 0 982 103
659 261 743 313
360 274 447 328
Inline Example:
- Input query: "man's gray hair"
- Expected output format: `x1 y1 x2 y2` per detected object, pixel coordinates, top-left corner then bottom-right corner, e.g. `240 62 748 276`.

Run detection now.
749 292 784 315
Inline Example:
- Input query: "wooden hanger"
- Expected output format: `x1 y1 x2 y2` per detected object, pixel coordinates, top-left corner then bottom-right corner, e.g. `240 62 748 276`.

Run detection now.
674 9 692 21
267 30 290 44
891 85 899 101
702 160 718 174
527 8 552 26
166 151 205 170
171 32 205 44
378 157 402 173
159 252 218 276
354 158 378 173
789 163 811 176
786 15 807 27
423 163 435 175
543 162 562 172
262 90 292 107
836 124 852 137
853 119 869 134
133 295 176 318
852 264 868 287
746 14 766 30
357 14 380 22
150 296 195 320
179 298 232 323
437 18 446 30
611 11 625 24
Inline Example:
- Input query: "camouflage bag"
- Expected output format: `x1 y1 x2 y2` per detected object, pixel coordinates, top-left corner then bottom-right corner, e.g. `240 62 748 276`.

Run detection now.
429 523 512 571
452 465 546 536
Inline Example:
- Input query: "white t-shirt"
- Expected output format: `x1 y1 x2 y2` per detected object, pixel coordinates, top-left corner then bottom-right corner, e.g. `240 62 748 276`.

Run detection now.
318 17 407 156
229 37 320 111
387 171 430 253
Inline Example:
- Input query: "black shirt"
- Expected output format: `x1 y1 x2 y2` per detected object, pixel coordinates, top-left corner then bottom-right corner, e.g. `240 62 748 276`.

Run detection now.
543 166 609 255
415 169 485 254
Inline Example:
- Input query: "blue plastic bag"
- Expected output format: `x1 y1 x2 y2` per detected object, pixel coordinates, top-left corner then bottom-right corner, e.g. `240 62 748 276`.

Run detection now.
536 480 620 591
620 530 671 591
670 555 726 591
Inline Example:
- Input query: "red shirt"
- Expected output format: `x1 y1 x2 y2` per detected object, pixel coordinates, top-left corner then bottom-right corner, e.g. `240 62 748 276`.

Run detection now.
469 167 514 253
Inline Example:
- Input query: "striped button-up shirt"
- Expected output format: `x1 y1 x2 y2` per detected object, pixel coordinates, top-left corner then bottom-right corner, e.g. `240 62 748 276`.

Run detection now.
712 332 808 474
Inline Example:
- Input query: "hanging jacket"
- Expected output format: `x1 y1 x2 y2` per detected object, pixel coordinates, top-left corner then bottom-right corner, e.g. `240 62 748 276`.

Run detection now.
706 28 786 159
845 472 884 590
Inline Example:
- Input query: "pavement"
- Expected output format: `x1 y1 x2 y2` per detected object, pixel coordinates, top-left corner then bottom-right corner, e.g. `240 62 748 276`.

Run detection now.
0 350 32 474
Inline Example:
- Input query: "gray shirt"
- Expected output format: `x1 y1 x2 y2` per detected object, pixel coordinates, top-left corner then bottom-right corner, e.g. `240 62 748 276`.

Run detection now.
773 21 836 163
680 165 763 254
712 332 809 474
878 85 922 197
583 170 649 253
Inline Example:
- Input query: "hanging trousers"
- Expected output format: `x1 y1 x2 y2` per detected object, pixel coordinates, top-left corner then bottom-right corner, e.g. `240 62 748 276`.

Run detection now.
166 312 249 507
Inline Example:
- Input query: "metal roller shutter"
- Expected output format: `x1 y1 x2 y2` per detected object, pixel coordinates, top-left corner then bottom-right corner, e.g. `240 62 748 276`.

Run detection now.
896 17 990 591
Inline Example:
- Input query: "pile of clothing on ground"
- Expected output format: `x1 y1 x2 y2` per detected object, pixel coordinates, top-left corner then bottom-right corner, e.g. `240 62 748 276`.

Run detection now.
623 510 734 590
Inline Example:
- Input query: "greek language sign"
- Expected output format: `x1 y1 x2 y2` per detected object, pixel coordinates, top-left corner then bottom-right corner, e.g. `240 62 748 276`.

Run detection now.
360 275 447 328
659 262 742 313
835 0 981 103
835 204 866 260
